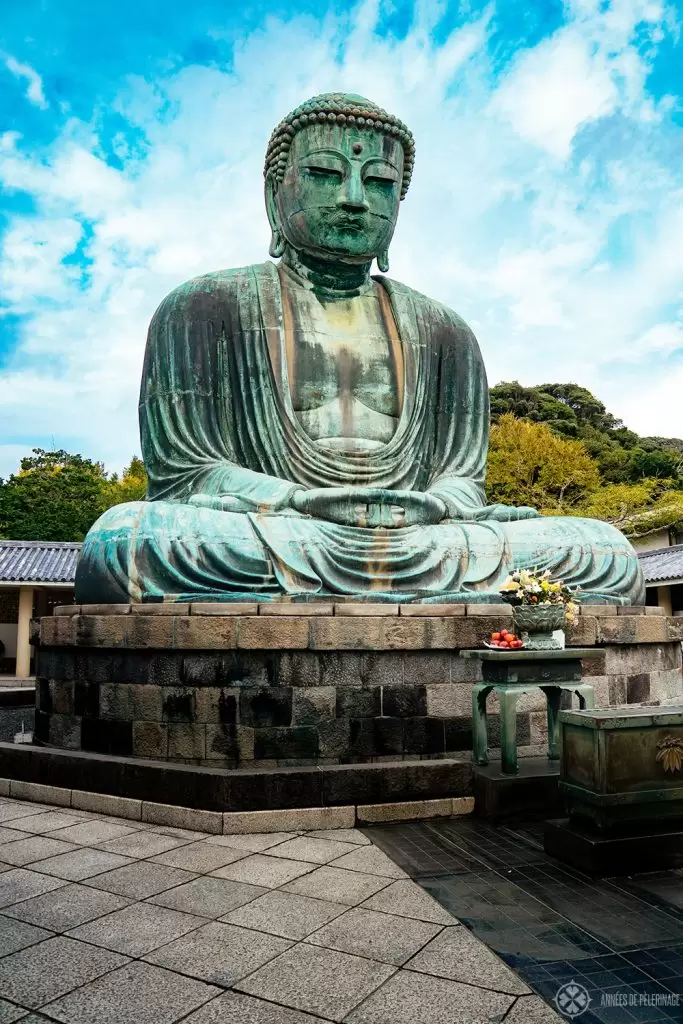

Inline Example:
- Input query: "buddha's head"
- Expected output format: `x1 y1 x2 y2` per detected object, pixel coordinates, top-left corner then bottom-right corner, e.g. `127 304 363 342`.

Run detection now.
264 93 415 273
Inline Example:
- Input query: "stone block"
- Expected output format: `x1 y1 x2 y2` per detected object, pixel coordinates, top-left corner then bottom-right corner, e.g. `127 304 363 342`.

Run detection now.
318 719 351 758
335 603 398 616
54 605 81 616
336 686 381 718
223 805 354 833
609 675 627 705
580 603 617 616
425 683 462 718
71 790 142 820
0 778 10 797
597 618 637 644
76 615 132 647
580 653 606 677
645 606 666 615
399 604 465 616
292 687 336 725
649 669 683 703
239 686 292 727
382 685 427 718
449 656 483 683
40 616 76 646
49 679 74 716
372 717 404 756
49 713 81 750
359 653 403 687
309 618 384 650
403 653 449 687
174 616 237 649
81 717 133 755
131 721 168 759
403 718 445 755
465 604 512 617
168 723 207 760
666 619 683 641
217 653 273 687
566 616 597 646
10 780 71 807
100 682 133 721
131 603 190 615
277 652 322 688
382 618 457 650
443 717 473 752
635 617 668 643
590 675 610 708
238 617 310 649
79 604 132 615
73 680 100 718
191 602 258 615
182 654 221 686
319 652 362 687
264 603 334 616
529 711 549 746
34 710 50 742
206 724 253 761
195 687 238 724
626 673 651 703
127 615 175 648
453 796 475 815
603 641 680 675
356 798 453 823
37 678 51 713
142 800 223 834
253 726 319 760
617 605 647 615
162 687 196 723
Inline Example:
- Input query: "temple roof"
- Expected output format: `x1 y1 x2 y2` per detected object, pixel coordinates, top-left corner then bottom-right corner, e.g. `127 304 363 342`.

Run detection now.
0 540 80 584
638 543 683 585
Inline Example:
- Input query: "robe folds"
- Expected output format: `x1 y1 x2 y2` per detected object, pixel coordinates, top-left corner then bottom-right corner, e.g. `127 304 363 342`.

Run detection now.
75 262 644 604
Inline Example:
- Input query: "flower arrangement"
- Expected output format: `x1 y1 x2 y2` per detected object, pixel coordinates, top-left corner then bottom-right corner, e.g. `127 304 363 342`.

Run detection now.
499 568 579 623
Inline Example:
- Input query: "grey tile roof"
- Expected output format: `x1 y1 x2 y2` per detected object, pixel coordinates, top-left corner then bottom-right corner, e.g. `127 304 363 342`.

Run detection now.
0 540 81 583
638 543 683 584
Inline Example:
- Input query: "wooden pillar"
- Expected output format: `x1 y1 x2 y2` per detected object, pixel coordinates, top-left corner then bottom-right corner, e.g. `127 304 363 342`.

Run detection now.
658 585 673 617
15 585 34 678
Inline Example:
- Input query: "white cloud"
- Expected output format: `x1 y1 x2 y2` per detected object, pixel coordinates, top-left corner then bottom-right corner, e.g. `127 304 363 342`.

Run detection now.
0 0 681 480
4 55 48 110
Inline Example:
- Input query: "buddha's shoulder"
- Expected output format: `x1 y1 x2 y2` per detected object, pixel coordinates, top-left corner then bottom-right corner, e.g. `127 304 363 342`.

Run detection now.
379 276 476 340
151 263 275 320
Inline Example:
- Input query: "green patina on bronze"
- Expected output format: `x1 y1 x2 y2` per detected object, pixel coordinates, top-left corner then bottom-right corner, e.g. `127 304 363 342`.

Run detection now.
75 92 645 604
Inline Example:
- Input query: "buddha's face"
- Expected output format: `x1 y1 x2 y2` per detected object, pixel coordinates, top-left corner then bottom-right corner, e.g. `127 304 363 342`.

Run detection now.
271 124 404 264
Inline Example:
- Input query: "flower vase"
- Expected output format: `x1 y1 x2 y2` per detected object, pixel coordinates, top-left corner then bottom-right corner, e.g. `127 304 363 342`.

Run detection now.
511 604 567 651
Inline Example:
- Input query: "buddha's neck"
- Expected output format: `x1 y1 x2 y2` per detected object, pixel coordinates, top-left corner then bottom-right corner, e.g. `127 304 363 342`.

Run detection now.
281 246 372 297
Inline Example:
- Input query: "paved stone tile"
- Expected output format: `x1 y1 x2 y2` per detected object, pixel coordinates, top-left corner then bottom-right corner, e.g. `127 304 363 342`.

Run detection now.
6 1016 49 1023
406 926 530 995
148 826 210 841
283 866 390 907
345 970 514 1023
98 831 189 859
69 902 204 956
0 915 52 956
44 961 219 1024
151 841 248 873
237 944 395 1022
360 880 455 925
0 826 31 845
0 836 75 867
308 829 370 846
149 877 266 918
7 813 83 835
207 833 297 853
3 883 129 932
505 995 563 1022
266 837 359 865
330 847 407 879
307 907 441 967
223 890 347 940
29 847 134 881
0 998 27 1022
0 869 66 909
49 820 138 846
0 935 128 1009
145 921 291 986
86 860 196 899
212 854 315 889
184 990 330 1023
0 805 53 825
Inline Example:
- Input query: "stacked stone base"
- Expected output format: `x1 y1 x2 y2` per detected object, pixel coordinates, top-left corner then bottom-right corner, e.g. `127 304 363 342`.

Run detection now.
34 603 683 768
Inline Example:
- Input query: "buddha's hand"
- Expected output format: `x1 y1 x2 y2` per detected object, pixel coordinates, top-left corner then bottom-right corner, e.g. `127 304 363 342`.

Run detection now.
469 504 541 522
290 488 447 528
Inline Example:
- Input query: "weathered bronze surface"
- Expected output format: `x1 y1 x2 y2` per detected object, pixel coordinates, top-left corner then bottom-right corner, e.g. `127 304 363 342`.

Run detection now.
75 93 645 605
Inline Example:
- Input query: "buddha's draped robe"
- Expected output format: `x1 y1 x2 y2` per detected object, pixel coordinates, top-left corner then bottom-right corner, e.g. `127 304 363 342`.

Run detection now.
75 262 644 604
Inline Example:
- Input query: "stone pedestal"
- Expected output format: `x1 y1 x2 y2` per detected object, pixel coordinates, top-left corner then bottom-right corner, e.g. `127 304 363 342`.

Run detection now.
33 603 683 769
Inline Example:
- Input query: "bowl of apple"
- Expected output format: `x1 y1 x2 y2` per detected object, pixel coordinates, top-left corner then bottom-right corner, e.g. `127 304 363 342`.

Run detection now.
484 629 524 650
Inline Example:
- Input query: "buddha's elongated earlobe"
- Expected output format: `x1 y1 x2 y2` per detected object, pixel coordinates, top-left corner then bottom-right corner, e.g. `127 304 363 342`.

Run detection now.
269 228 285 258
377 249 390 273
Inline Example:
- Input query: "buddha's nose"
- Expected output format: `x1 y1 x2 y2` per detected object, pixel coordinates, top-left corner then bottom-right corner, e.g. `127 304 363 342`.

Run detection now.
338 173 369 213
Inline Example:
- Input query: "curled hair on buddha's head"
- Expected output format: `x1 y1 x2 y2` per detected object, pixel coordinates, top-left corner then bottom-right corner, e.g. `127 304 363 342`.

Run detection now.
264 92 415 200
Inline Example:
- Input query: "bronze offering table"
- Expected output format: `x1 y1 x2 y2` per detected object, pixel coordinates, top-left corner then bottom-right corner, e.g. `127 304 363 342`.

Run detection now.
462 648 601 775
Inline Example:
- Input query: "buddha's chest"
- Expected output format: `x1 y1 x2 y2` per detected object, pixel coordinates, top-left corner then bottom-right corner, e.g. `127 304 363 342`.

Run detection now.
284 283 402 449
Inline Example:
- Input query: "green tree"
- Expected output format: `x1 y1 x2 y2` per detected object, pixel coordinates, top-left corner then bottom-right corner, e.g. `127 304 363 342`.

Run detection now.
486 414 601 512
103 456 147 506
574 480 683 539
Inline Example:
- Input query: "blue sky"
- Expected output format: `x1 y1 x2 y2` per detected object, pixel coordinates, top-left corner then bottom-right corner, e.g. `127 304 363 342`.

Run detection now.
1 0 682 478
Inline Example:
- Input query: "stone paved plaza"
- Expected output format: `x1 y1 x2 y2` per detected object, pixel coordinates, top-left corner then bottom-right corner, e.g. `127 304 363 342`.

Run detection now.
0 796 561 1023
